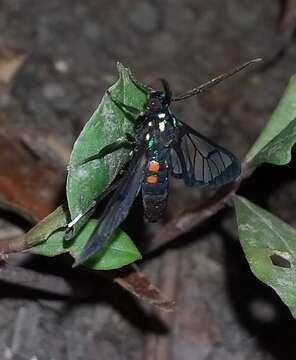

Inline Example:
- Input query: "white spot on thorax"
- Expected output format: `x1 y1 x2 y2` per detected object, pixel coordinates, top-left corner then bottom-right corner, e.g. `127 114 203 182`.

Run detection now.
148 121 153 126
146 133 150 140
159 121 166 132
158 113 165 119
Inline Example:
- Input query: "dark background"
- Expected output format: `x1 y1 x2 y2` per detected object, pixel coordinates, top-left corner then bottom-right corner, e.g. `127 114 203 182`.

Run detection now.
1 0 296 359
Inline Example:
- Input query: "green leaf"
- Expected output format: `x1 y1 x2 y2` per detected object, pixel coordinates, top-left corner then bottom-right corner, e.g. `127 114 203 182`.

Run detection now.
32 219 141 270
246 75 296 169
247 118 296 169
66 63 147 235
30 228 66 257
234 195 296 318
69 220 142 270
25 205 68 247
29 63 145 270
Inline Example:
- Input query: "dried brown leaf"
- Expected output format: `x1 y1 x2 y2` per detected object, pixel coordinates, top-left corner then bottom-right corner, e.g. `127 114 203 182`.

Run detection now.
0 135 64 222
114 266 175 312
0 54 26 84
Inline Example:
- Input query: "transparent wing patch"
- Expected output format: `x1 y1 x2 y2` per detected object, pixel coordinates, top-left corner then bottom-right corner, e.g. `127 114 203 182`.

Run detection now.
170 121 241 187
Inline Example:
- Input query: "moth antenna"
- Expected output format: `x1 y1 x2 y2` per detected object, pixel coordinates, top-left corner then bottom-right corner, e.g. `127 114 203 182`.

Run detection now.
172 58 262 102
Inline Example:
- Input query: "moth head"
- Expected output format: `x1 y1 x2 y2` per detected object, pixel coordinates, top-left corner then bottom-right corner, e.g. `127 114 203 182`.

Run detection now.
146 91 167 112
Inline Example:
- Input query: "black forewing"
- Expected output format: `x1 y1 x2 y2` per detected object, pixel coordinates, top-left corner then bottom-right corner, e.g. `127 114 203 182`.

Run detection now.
74 148 147 266
65 179 122 241
170 120 241 187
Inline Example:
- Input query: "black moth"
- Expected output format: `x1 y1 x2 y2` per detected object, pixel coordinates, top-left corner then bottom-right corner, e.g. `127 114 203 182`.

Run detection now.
69 58 261 267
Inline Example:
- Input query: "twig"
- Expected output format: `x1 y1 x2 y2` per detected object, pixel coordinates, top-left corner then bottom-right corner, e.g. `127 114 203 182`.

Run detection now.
145 178 241 254
144 162 252 254
0 260 175 310
0 261 78 297
0 165 246 303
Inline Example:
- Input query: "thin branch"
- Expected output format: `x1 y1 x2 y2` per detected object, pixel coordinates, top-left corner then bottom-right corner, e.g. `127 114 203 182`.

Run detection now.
0 261 79 297
0 165 246 302
0 261 175 310
145 173 244 254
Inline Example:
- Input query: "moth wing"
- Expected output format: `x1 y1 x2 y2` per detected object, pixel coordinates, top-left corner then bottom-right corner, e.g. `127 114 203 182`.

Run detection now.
170 120 241 187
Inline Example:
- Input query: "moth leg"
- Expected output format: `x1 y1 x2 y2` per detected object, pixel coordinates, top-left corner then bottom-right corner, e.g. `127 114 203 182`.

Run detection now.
107 90 142 115
68 134 135 170
125 132 136 144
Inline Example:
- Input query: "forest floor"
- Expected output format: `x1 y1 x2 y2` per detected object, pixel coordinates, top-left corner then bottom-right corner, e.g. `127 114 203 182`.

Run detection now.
0 0 296 359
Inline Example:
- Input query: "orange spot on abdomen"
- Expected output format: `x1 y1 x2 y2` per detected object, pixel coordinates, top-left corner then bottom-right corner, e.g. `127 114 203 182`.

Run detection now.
146 175 158 184
148 160 160 172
